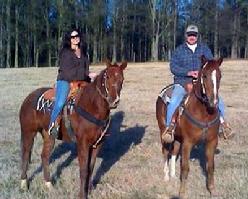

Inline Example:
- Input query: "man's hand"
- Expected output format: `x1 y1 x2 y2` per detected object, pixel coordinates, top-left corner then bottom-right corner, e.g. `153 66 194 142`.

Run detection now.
187 71 199 78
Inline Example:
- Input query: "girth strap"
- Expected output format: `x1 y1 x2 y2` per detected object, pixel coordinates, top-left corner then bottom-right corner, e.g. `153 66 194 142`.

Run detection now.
183 109 220 136
63 106 76 142
74 105 108 127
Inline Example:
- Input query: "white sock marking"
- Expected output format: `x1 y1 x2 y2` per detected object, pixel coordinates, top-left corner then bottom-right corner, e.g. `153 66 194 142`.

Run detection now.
170 155 176 177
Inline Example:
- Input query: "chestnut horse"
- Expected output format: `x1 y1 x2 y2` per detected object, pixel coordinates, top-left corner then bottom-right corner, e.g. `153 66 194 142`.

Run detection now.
156 56 223 198
19 61 127 199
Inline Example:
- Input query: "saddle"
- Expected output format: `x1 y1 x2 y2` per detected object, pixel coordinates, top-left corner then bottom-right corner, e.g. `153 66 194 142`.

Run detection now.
37 81 88 141
43 81 88 101
159 83 193 104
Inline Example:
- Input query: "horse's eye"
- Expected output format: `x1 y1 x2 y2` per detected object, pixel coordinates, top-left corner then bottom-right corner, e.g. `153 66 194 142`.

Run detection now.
202 75 207 79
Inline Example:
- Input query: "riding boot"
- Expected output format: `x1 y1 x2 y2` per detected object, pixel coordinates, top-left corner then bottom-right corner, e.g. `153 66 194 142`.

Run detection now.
48 121 60 139
219 121 234 140
161 122 175 143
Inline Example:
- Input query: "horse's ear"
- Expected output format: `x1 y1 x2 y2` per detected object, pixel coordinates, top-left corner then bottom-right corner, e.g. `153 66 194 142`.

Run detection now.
105 59 112 68
201 55 208 65
120 61 127 70
217 57 223 67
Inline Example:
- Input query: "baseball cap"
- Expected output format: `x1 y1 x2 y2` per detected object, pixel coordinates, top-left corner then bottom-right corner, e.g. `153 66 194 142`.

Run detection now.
186 25 198 36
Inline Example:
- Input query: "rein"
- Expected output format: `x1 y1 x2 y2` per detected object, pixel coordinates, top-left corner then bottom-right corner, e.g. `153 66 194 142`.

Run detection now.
193 73 209 104
96 70 112 106
182 67 220 138
194 89 209 104
73 70 112 148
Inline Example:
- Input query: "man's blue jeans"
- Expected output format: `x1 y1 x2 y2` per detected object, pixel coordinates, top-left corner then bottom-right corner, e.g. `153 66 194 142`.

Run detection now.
49 80 70 127
166 84 225 126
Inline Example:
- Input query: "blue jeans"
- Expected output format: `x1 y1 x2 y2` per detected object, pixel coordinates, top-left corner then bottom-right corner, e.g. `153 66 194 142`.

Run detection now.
166 84 225 126
49 80 70 127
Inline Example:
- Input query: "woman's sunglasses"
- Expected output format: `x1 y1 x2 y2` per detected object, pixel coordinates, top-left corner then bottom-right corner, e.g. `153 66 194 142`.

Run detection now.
71 34 79 39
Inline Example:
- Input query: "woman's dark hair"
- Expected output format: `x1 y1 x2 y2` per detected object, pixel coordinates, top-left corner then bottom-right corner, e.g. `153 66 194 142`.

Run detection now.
59 28 87 57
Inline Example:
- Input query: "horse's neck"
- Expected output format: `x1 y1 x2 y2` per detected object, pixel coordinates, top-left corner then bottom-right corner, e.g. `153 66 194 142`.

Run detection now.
77 83 110 117
186 90 218 119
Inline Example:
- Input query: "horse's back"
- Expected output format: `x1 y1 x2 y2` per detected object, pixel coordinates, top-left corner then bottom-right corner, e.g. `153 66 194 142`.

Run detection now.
20 87 50 110
19 87 51 132
156 85 175 134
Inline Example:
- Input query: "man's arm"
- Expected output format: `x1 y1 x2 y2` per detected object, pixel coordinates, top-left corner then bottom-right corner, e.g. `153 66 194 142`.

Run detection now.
203 44 214 60
170 49 190 77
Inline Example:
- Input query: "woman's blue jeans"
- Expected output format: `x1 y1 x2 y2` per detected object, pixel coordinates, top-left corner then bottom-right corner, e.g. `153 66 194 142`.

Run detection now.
166 84 225 126
49 80 70 127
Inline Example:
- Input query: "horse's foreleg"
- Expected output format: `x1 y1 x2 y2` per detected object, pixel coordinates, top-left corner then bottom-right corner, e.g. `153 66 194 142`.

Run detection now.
41 131 55 190
179 141 193 198
88 145 101 191
77 139 90 199
20 131 36 190
205 137 218 196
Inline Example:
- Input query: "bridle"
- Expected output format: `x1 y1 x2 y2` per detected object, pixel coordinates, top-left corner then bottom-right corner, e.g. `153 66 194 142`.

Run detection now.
182 61 220 137
194 62 212 105
96 70 109 100
96 69 120 108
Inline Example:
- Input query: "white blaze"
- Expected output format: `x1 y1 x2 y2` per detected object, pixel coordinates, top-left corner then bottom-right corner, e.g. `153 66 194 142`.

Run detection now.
212 70 217 104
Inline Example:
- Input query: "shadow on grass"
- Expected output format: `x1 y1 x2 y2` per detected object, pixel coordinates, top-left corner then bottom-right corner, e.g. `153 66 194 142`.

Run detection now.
190 142 206 175
29 111 146 186
189 141 221 175
170 196 181 199
93 111 146 187
29 141 77 183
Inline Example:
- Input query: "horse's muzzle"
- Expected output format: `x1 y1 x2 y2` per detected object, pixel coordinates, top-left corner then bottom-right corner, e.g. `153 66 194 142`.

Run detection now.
109 97 120 109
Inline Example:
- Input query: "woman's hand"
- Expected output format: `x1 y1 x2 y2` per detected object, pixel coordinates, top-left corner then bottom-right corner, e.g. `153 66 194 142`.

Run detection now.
89 72 97 82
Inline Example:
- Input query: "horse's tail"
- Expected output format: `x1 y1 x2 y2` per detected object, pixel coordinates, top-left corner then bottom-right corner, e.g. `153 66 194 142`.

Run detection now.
156 96 167 134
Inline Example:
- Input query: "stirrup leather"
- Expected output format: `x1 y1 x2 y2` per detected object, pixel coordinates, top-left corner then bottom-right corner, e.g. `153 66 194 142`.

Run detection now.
220 122 234 139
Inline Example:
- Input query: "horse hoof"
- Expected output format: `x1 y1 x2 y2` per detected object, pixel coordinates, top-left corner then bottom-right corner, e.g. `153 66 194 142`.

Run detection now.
210 188 220 197
170 173 176 179
163 174 170 182
20 179 28 191
179 186 186 198
179 192 185 199
45 181 53 190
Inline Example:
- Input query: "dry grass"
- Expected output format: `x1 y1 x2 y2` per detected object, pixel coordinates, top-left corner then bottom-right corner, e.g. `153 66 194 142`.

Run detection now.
0 60 248 199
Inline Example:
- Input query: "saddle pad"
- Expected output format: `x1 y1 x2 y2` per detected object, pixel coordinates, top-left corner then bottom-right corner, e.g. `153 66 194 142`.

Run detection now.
158 84 175 104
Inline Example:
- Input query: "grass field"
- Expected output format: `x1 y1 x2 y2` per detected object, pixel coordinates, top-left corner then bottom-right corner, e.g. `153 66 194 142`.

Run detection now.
0 60 248 199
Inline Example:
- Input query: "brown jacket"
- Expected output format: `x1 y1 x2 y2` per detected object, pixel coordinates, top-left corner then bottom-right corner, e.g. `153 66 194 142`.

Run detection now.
57 49 89 82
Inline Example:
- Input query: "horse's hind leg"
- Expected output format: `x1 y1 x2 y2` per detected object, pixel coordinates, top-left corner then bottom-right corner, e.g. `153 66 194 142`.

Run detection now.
162 143 170 181
170 141 180 178
20 130 36 190
179 141 193 198
205 137 218 196
41 130 55 189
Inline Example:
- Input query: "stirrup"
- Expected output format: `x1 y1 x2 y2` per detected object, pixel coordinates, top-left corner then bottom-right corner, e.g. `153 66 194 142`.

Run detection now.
219 122 234 140
161 123 175 143
48 122 59 138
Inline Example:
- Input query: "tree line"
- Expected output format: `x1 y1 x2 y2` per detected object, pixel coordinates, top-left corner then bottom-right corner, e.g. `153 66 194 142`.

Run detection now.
0 0 247 68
